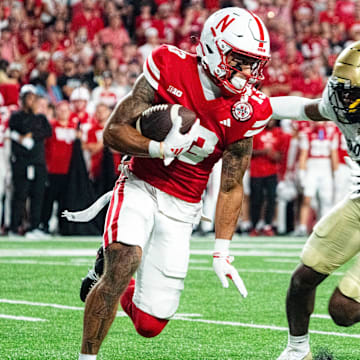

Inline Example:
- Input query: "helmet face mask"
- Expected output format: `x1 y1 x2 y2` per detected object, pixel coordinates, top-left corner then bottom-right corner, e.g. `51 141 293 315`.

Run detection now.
196 7 270 95
329 41 360 124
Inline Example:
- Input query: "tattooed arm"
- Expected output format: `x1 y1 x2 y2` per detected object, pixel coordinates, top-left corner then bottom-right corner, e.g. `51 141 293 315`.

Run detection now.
212 138 252 297
103 74 155 156
215 137 252 239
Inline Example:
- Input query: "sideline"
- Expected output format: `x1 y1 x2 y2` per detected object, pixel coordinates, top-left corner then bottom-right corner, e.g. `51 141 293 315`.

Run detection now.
0 299 358 339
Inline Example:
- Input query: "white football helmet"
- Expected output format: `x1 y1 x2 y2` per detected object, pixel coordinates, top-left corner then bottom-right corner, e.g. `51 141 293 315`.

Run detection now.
196 7 270 95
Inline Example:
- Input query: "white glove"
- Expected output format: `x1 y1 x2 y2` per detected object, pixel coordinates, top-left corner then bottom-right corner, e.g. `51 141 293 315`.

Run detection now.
149 116 200 166
10 131 34 150
212 239 248 298
345 156 360 199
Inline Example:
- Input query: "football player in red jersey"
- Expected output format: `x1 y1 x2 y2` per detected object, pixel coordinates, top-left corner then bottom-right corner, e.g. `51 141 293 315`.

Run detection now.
78 7 272 359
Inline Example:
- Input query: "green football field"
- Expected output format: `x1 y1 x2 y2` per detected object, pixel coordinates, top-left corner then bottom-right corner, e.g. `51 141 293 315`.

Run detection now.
1 235 359 360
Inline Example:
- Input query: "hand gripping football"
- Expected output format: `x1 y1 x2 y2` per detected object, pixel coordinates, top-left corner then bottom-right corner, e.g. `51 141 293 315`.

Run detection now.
135 104 197 141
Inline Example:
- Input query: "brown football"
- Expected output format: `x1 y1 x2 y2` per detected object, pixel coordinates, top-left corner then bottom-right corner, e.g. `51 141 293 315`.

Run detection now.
135 104 197 142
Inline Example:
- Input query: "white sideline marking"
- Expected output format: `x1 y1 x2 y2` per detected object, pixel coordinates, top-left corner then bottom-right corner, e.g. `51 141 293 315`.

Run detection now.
188 266 345 276
0 299 201 319
0 259 345 277
0 314 46 322
0 249 302 257
192 237 306 244
0 258 208 266
0 259 93 266
0 299 84 311
1 299 358 339
0 299 348 338
191 250 301 257
0 237 101 243
230 243 304 250
174 317 360 339
264 259 299 264
312 314 331 320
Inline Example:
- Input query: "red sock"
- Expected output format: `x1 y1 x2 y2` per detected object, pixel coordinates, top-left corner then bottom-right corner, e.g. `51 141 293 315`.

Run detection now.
120 279 169 338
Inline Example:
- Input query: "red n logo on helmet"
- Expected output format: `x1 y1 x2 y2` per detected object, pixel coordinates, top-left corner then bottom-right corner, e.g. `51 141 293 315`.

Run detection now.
216 15 235 32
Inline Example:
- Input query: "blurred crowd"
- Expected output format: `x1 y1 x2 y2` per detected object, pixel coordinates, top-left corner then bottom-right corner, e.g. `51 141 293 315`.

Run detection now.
0 0 356 237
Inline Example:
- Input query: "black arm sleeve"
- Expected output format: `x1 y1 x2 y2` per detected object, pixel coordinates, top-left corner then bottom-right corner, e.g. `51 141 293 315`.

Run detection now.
32 115 53 140
9 112 32 134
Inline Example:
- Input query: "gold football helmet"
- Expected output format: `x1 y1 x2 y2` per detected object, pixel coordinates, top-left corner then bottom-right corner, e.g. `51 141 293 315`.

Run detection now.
329 41 360 124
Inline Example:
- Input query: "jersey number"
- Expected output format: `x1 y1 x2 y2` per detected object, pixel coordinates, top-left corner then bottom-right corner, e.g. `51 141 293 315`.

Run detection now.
168 46 187 59
347 139 360 157
179 125 219 165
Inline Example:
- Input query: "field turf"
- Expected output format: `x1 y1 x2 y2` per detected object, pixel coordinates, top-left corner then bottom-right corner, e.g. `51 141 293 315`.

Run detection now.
1 235 359 360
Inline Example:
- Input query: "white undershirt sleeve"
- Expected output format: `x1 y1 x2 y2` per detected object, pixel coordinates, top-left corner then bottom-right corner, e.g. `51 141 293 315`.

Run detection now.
270 96 316 121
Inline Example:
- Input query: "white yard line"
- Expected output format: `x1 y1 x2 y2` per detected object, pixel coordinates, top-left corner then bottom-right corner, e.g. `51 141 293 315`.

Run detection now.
0 259 93 266
0 249 302 257
1 259 342 276
0 236 305 244
0 314 47 322
229 243 304 249
264 259 300 264
191 249 301 257
188 266 345 276
174 317 360 339
1 299 356 338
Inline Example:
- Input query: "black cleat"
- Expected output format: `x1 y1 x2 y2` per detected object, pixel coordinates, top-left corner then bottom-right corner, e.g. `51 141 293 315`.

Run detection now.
80 246 104 302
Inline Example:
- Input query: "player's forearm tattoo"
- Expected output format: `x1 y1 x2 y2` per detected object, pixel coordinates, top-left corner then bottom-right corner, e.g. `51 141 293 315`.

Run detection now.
221 137 252 193
112 75 155 126
81 244 142 354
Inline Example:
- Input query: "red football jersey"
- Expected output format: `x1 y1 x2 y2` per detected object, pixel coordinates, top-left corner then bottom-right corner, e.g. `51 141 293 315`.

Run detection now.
45 119 78 174
87 122 104 179
250 126 285 178
130 45 272 202
299 123 337 159
335 127 348 165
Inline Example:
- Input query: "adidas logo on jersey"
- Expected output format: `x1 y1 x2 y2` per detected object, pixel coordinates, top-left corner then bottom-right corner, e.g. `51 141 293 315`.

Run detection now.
220 118 231 127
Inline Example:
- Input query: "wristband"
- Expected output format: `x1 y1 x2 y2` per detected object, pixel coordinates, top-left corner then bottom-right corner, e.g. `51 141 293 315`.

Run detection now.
148 140 163 159
214 238 231 256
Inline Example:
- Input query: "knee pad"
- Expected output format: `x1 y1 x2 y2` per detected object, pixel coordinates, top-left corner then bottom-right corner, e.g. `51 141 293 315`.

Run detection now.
133 307 169 338
120 279 169 338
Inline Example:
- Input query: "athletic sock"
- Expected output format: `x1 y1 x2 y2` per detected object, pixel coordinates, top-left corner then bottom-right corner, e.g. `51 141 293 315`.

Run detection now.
288 333 310 353
79 354 97 360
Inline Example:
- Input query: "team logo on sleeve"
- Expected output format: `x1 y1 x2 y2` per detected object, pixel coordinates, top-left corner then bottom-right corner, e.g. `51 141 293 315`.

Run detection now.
231 101 253 121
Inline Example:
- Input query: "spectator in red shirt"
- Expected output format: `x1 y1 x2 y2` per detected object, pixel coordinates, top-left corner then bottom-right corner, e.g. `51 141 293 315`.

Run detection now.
335 0 355 29
0 27 19 63
42 100 78 234
319 0 346 35
135 1 155 46
261 51 291 97
152 1 179 45
281 39 304 78
249 119 284 236
291 61 324 98
177 1 207 47
98 12 130 62
71 0 104 41
41 19 71 54
83 102 110 181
